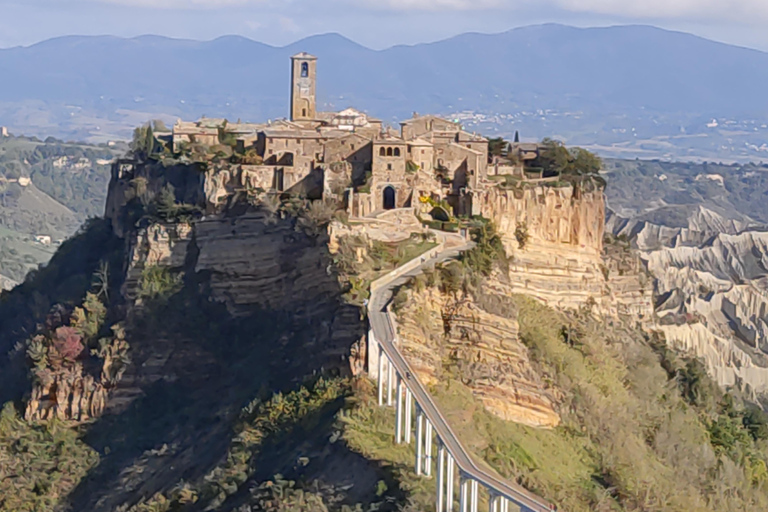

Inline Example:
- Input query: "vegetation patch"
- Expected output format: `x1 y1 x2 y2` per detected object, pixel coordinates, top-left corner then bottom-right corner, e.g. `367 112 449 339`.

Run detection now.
0 402 99 512
427 294 768 511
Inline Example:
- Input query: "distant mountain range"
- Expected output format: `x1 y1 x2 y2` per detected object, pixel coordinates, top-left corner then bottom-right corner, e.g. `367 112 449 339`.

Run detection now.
2 24 768 161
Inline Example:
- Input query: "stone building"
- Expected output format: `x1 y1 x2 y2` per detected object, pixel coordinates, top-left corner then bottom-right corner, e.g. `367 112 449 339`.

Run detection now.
168 52 500 216
291 52 318 122
172 120 219 152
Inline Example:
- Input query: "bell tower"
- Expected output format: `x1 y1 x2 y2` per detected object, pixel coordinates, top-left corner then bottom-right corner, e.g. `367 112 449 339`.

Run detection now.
290 52 317 122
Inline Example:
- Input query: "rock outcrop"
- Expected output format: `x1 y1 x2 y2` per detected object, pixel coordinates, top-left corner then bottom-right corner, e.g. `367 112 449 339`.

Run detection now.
608 198 768 394
25 369 108 422
478 183 607 312
396 287 561 428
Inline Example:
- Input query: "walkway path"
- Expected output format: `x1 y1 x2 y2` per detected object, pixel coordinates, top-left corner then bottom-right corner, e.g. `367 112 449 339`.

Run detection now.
367 238 555 512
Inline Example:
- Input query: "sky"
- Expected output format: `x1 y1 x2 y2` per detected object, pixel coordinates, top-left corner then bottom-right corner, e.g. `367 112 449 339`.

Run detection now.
1 0 768 52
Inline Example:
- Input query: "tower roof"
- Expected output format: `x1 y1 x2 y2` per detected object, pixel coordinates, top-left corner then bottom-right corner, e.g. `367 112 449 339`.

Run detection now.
291 52 318 60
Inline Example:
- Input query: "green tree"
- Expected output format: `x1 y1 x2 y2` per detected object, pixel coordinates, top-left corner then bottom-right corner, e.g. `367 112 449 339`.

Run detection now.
488 137 507 159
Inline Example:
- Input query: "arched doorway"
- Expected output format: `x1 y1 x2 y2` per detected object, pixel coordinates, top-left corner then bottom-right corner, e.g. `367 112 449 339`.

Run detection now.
383 186 396 210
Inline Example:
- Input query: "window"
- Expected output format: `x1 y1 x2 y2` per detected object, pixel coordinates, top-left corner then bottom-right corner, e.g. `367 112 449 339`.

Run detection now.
421 149 425 155
351 144 355 150
302 108 307 117
394 148 401 157
387 147 393 157
274 168 284 191
379 147 386 156
301 62 309 77
387 163 392 170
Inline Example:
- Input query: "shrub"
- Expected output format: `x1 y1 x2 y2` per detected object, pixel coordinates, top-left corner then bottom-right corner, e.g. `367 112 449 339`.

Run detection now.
514 222 529 249
138 266 183 302
51 326 84 362
0 402 99 510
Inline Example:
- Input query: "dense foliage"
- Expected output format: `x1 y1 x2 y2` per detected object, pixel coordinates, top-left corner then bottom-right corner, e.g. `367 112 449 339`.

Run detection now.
534 138 602 176
0 403 98 512
459 298 768 511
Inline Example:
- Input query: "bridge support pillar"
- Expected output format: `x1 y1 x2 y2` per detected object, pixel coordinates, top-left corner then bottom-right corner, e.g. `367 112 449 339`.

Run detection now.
415 408 423 475
499 498 508 512
488 494 498 512
404 389 413 444
377 347 384 406
395 376 404 443
387 360 394 406
446 454 455 512
436 442 446 512
459 477 469 512
424 420 433 477
471 479 479 512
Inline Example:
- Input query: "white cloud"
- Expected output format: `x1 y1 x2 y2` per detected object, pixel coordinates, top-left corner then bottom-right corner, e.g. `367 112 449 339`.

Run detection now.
548 0 768 21
90 0 262 7
64 0 768 22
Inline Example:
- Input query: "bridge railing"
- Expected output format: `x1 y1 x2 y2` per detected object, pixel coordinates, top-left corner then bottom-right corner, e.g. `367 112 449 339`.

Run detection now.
367 245 555 512
378 306 554 512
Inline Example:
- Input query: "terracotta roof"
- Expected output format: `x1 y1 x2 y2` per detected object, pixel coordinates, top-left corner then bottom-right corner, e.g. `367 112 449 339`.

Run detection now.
408 138 433 147
316 111 338 122
374 134 406 145
447 142 483 156
456 130 488 143
399 114 456 126
263 128 326 139
173 122 218 136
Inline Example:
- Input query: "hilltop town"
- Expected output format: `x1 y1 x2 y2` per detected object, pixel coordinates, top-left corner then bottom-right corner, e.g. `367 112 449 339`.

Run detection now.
153 53 596 223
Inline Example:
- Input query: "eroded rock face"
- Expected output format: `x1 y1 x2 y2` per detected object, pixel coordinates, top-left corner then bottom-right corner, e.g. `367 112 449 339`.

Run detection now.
25 367 108 423
396 287 561 428
647 231 768 393
477 184 611 312
607 206 754 251
479 184 605 259
123 223 193 300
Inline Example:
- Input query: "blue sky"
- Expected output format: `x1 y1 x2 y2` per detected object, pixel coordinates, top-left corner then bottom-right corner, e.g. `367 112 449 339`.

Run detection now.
1 0 768 51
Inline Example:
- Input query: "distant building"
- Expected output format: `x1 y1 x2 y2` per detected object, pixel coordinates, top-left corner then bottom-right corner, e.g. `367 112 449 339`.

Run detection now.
0 126 8 137
34 235 52 246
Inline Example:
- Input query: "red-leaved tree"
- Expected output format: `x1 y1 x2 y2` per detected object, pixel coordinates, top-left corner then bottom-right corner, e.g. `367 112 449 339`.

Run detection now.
52 326 84 363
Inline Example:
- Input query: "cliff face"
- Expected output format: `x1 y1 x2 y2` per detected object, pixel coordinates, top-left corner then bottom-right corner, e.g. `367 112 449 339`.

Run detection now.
43 160 371 510
476 181 653 321
396 286 561 428
607 205 755 251
479 183 605 259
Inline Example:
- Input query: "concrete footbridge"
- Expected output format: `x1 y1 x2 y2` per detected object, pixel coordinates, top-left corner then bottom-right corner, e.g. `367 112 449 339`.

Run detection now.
367 237 556 512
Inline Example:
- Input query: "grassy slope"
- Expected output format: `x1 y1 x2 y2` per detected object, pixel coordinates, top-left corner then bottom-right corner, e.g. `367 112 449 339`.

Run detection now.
390 287 768 512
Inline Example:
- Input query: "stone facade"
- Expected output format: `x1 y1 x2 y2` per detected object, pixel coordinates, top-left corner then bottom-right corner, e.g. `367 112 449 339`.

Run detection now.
166 53 494 216
291 52 317 122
